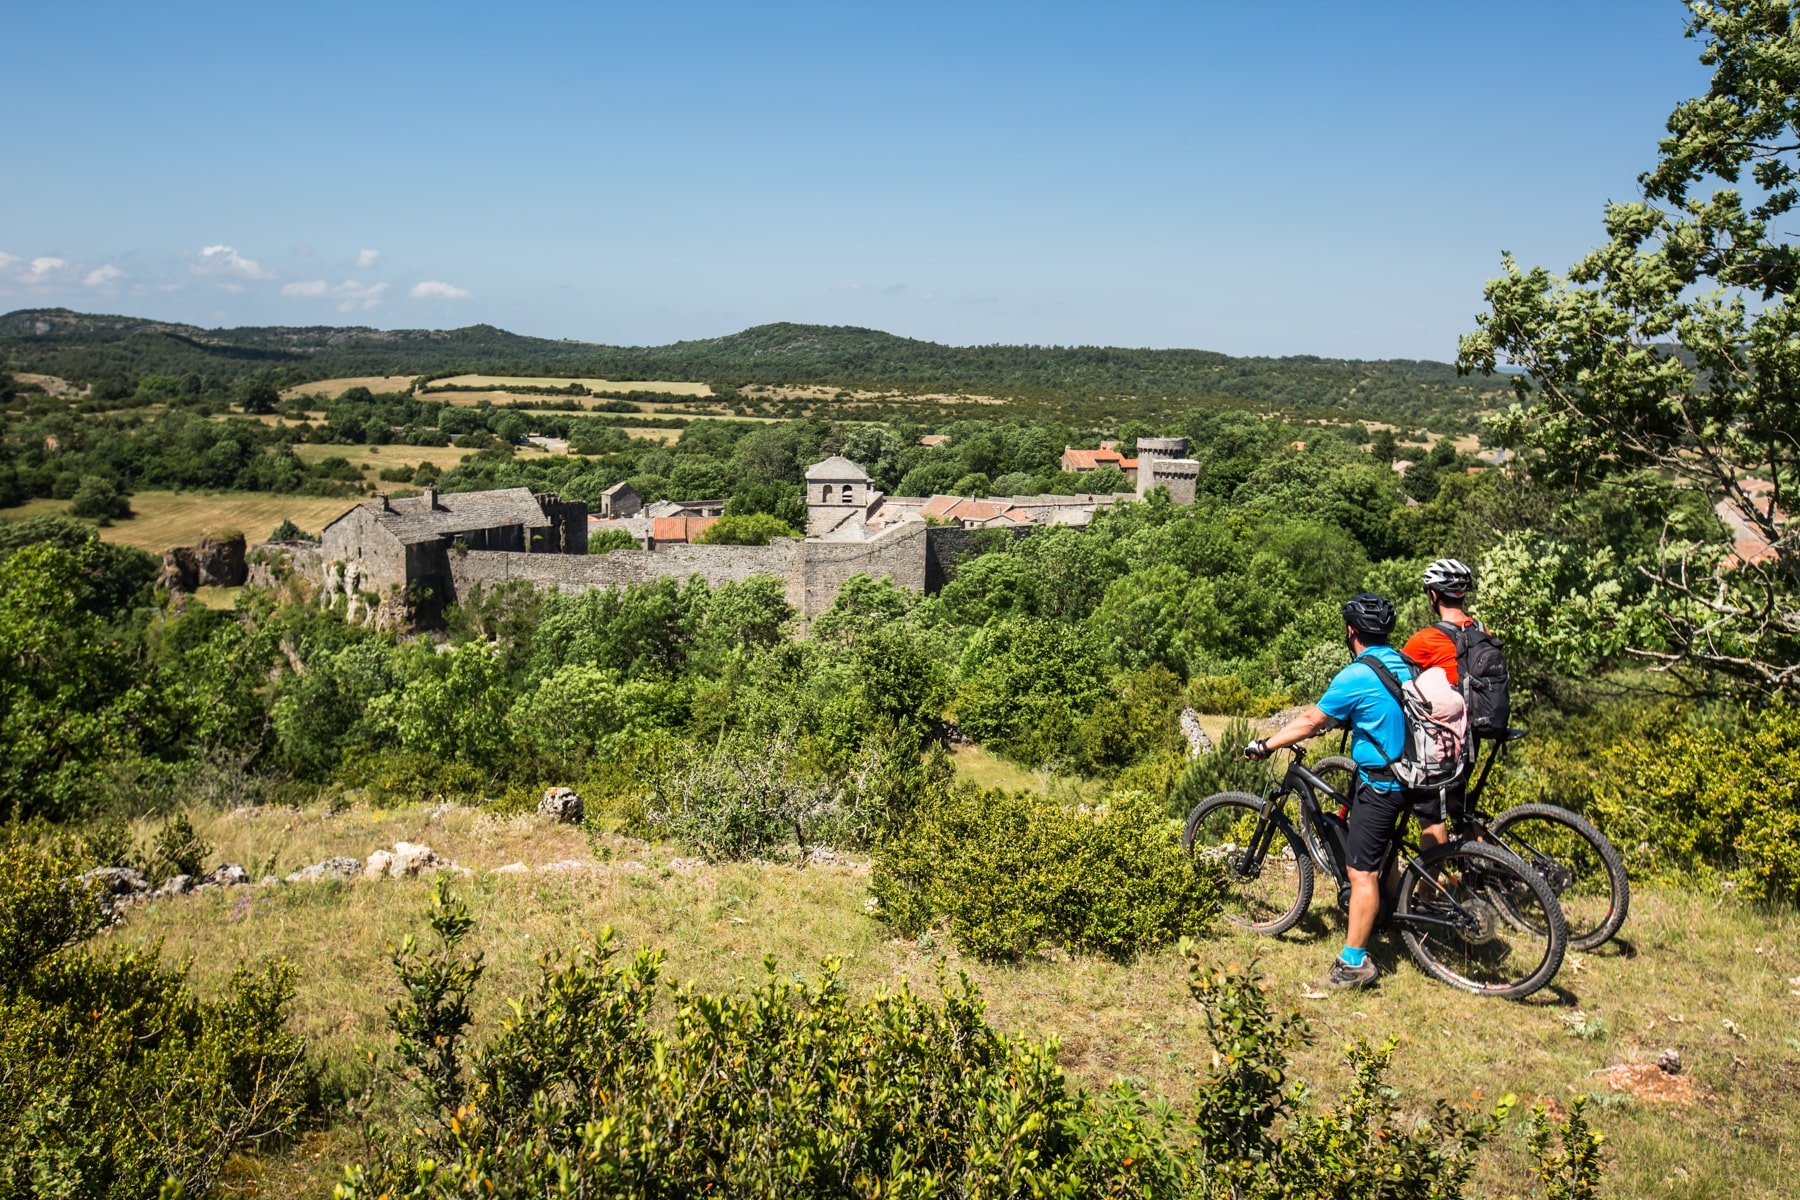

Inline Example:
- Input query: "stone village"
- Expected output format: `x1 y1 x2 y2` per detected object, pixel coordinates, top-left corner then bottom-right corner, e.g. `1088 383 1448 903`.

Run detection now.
249 438 1202 626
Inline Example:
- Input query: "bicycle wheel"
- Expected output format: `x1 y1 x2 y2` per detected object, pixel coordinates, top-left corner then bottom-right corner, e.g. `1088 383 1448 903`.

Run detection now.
1183 792 1314 935
1311 755 1358 804
1397 840 1566 999
1486 803 1629 952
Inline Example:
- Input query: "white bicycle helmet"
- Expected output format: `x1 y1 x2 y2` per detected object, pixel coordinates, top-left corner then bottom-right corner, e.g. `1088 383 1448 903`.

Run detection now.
1422 558 1474 597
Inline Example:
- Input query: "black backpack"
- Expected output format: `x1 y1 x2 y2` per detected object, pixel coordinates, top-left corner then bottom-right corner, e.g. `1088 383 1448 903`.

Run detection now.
1439 620 1510 739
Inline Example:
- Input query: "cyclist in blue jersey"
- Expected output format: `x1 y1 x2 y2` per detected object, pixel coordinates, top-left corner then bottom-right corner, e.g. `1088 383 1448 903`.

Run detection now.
1242 593 1411 990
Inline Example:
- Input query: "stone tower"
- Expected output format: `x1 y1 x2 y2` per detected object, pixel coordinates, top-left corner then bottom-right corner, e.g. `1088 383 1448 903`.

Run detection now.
1135 437 1200 505
805 455 879 536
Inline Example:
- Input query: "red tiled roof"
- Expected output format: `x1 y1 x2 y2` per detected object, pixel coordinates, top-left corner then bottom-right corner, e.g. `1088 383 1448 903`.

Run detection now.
651 515 719 543
1061 447 1127 471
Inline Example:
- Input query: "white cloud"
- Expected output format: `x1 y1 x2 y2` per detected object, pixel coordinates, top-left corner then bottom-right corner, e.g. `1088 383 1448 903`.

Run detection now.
0 252 18 270
26 257 68 282
192 244 271 280
411 280 471 300
354 249 380 268
84 265 126 288
284 278 387 310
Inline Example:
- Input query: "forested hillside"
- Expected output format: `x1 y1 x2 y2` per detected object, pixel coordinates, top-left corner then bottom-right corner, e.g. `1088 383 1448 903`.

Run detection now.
0 308 1511 429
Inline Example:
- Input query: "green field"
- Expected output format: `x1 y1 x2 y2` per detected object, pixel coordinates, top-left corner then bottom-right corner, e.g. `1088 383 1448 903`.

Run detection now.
2 491 362 551
99 797 1800 1199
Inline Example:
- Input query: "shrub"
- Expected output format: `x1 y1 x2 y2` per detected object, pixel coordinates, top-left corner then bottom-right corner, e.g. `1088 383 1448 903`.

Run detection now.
340 892 1558 1200
1166 717 1268 818
587 527 640 554
68 475 132 523
692 512 798 545
0 837 311 1199
871 784 1217 961
637 727 886 860
267 518 315 542
146 812 211 885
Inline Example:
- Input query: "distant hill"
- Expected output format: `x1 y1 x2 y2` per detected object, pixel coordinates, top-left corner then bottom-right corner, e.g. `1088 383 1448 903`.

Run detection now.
0 308 1511 427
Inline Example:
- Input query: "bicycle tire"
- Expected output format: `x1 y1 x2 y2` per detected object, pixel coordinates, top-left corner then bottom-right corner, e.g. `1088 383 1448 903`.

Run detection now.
1183 791 1314 935
1311 755 1358 802
1486 803 1630 952
1397 840 1566 999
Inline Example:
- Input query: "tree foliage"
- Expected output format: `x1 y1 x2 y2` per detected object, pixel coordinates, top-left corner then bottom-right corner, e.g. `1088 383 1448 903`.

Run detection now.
1461 0 1800 696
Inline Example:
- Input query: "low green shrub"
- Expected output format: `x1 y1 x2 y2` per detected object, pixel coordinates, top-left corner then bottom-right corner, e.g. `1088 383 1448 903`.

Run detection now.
145 812 211 884
1491 704 1800 902
637 728 887 861
342 888 1598 1199
1165 716 1268 818
0 836 312 1199
871 784 1217 961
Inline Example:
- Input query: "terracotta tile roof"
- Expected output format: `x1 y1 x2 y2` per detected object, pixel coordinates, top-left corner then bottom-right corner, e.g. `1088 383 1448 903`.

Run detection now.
652 515 719 543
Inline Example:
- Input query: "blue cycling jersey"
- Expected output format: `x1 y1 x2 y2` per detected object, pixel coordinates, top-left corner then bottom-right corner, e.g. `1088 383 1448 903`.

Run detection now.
1315 646 1410 793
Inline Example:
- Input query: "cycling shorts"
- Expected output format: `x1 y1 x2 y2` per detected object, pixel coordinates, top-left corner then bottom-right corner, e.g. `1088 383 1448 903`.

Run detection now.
1345 780 1410 873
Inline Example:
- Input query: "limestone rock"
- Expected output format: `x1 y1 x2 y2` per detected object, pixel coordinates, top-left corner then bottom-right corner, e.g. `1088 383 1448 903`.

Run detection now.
1658 1047 1682 1075
538 787 584 824
1179 708 1213 758
159 874 194 897
388 842 441 877
489 862 530 875
201 863 250 888
81 866 149 897
285 857 362 884
363 850 395 880
157 532 248 593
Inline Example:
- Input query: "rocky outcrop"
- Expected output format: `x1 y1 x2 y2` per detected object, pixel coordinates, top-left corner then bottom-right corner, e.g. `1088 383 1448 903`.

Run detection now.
286 856 362 883
1179 709 1213 758
538 787 584 824
157 532 248 592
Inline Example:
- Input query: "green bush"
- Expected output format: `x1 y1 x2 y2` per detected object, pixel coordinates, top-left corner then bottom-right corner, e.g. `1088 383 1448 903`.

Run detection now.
871 784 1217 961
1491 704 1800 903
587 527 640 554
146 812 211 884
637 728 887 860
1166 717 1269 818
0 837 311 1199
340 889 1577 1200
691 512 798 545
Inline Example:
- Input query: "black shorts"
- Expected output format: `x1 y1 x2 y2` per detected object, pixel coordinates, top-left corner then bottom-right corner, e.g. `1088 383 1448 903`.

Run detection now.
1345 779 1411 873
1408 782 1465 827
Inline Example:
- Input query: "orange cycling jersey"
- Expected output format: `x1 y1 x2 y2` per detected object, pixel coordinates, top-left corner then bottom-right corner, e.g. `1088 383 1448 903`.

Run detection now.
1402 617 1479 686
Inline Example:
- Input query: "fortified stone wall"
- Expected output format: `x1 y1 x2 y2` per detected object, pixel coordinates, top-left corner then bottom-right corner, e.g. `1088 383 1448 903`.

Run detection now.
923 525 1029 592
445 521 929 618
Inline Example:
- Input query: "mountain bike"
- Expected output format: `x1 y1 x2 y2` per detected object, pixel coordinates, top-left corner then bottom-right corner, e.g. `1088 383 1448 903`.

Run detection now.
1311 729 1629 952
1182 747 1567 999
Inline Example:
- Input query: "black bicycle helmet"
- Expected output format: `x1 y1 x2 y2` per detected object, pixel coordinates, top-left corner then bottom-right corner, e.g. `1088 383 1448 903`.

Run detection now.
1341 592 1397 638
1422 557 1475 597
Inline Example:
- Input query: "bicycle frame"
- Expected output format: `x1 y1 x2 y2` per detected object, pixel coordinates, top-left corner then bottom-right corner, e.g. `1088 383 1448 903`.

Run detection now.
1254 752 1488 937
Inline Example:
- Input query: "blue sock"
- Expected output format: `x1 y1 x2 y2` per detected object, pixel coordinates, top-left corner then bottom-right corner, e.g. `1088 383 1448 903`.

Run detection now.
1340 945 1368 968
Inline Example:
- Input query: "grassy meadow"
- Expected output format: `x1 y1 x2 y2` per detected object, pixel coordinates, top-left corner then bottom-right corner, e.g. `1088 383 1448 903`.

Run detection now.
3 492 361 551
93 793 1800 1200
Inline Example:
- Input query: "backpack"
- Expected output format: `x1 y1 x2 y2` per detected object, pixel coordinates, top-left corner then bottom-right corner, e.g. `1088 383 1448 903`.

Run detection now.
1437 620 1511 739
1358 652 1469 791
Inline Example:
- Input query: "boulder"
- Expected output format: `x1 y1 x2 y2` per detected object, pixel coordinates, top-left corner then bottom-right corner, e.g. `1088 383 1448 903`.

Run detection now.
159 874 194 897
489 862 531 875
156 532 248 593
81 866 149 897
285 856 362 884
388 842 442 877
538 787 584 824
200 863 250 888
363 850 395 880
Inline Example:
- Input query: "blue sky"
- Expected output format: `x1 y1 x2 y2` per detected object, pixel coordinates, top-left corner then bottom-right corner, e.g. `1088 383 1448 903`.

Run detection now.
1 1 1710 359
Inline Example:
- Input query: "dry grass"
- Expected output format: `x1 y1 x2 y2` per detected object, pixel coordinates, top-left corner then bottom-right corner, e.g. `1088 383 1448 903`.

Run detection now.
288 443 479 472
424 375 712 397
2 492 362 552
96 801 1800 1198
278 377 418 402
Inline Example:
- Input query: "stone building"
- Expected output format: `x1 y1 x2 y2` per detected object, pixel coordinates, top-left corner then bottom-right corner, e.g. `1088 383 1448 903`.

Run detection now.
805 456 882 536
318 486 586 620
1134 436 1200 504
596 481 641 518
